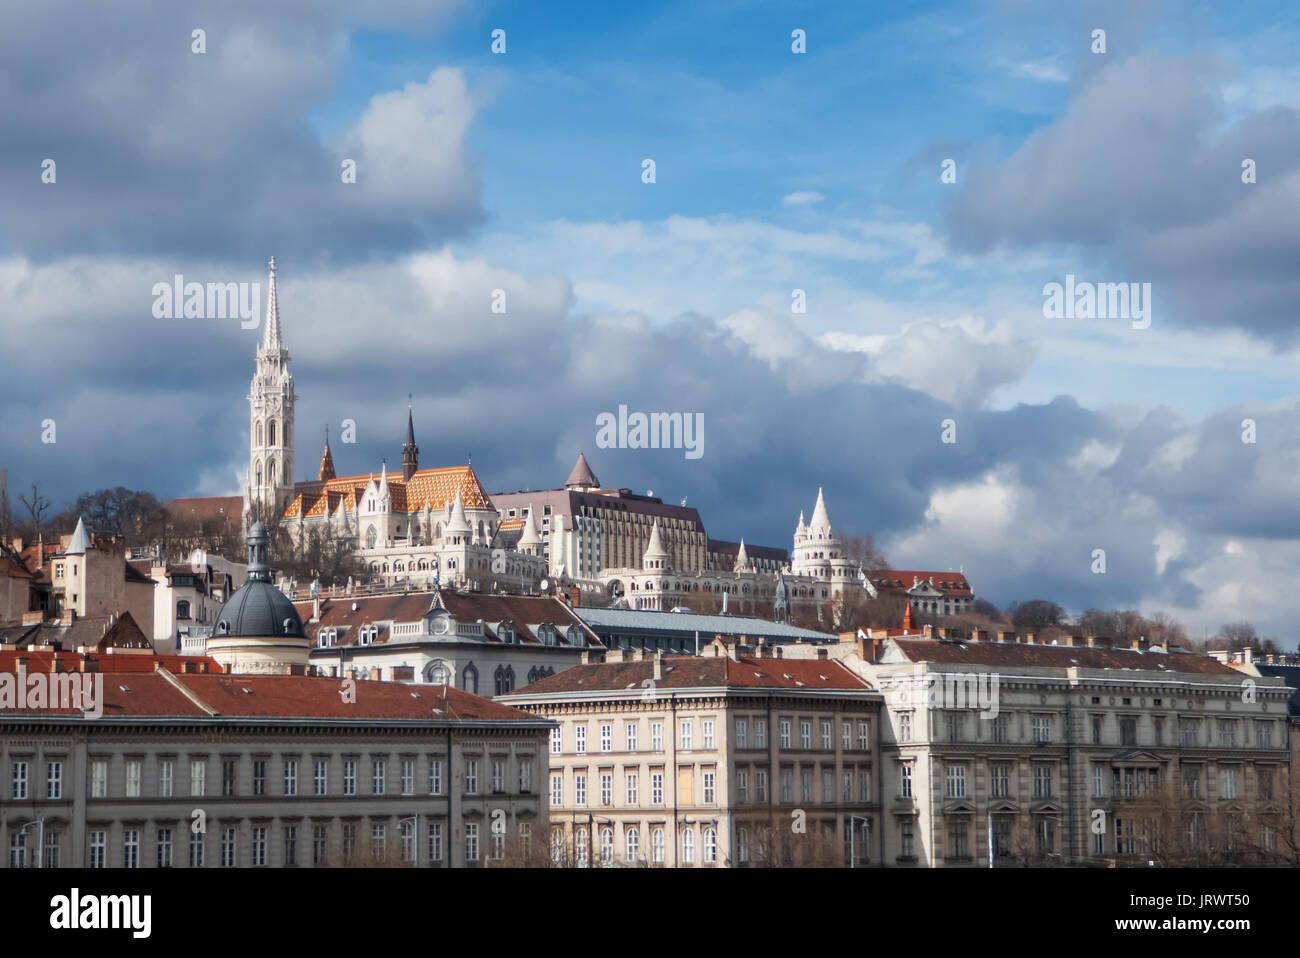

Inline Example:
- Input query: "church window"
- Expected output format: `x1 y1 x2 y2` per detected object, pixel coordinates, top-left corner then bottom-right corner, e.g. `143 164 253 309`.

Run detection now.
269 419 277 446
462 663 479 695
256 422 263 446
365 526 377 549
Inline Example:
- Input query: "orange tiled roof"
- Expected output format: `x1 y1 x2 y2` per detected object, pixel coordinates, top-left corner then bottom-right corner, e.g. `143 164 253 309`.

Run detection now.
282 466 491 521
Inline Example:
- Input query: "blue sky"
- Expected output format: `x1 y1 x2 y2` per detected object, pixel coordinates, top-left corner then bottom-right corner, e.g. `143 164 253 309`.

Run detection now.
3 0 1300 641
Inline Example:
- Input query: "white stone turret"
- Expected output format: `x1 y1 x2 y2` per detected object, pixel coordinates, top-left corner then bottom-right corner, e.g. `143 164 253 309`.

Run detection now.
642 520 670 571
519 504 544 556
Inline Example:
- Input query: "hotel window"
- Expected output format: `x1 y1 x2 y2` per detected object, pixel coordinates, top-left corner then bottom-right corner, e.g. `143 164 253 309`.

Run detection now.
900 762 913 799
600 772 613 806
189 830 204 868
1033 765 1053 799
157 759 172 799
651 722 663 751
465 759 479 795
703 769 716 804
313 758 327 796
492 759 505 794
284 825 298 866
900 822 915 858
898 712 912 742
88 831 106 869
125 759 142 798
651 770 664 805
519 758 533 794
651 827 665 864
753 718 768 749
601 724 612 753
626 827 640 862
91 759 108 798
575 725 587 754
551 773 563 806
800 720 811 749
1092 763 1106 798
343 759 356 795
284 758 298 797
781 768 794 803
626 771 639 804
252 759 267 796
681 828 695 865
1221 766 1240 800
1180 719 1199 746
46 760 63 800
842 722 852 750
820 720 831 750
465 823 479 864
123 829 140 869
574 771 587 806
252 826 267 866
680 720 693 750
1091 715 1103 744
222 758 237 796
1256 721 1273 748
991 763 1011 799
858 721 870 751
704 827 717 864
430 757 444 795
991 714 1008 743
780 720 792 749
1031 716 1051 744
371 758 386 794
756 769 769 802
703 719 715 750
222 826 238 867
428 823 443 865
401 758 414 795
625 722 638 751
1218 720 1236 747
736 769 749 803
551 727 562 754
946 764 967 799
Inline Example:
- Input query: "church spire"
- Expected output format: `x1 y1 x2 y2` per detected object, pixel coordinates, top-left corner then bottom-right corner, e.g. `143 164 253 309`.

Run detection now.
260 256 283 355
318 427 335 481
402 397 419 481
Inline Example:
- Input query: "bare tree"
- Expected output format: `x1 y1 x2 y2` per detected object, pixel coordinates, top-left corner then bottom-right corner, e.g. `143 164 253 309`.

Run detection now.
17 484 51 542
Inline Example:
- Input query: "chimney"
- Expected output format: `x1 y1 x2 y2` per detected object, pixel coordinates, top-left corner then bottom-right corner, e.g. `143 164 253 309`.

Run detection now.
1243 647 1254 664
312 594 321 623
569 586 580 608
580 651 590 664
653 652 662 681
632 649 645 662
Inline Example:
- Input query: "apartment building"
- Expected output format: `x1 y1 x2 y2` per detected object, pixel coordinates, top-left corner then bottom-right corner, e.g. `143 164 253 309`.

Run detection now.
784 631 1291 866
0 662 551 869
499 642 882 867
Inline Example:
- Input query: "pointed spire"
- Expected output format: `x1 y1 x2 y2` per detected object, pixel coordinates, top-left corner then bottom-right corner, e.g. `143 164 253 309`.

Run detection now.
520 504 542 549
65 516 90 555
734 538 750 573
565 452 599 490
260 256 283 354
447 490 471 535
903 600 914 631
403 397 419 480
809 487 832 532
378 460 388 499
318 428 336 481
642 520 670 571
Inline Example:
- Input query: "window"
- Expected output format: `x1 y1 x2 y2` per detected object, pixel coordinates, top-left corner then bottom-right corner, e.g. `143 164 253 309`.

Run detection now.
901 763 913 799
123 829 140 869
860 769 871 802
1120 717 1137 747
822 769 834 802
900 822 915 859
736 769 749 803
737 827 750 863
946 764 966 799
680 720 693 750
43 831 59 869
820 720 831 750
651 827 665 864
1036 818 1055 857
575 726 587 755
1183 765 1202 799
703 719 715 750
519 758 533 794
626 827 640 862
343 759 357 795
401 759 414 796
781 768 795 803
157 760 172 799
189 759 205 797
1221 766 1240 800
342 824 356 863
651 722 663 751
1032 715 1051 744
372 758 386 795
46 760 63 800
1033 765 1053 799
465 759 479 795
91 759 108 798
600 772 613 806
189 830 204 868
651 770 664 805
551 773 563 806
428 823 443 865
1218 720 1236 747
858 721 870 751
221 826 238 867
1091 715 1103 744
780 719 792 749
551 727 562 755
991 763 1010 799
284 758 297 797
1181 719 1198 746
947 820 969 860
755 719 768 749
88 830 106 869
625 722 638 751
800 721 812 749
1259 766 1275 800
947 712 963 742
125 759 141 798
252 826 267 866
842 722 852 750
1153 716 1165 745
284 825 298 866
252 759 266 796
600 724 612 752
991 714 1008 743
703 769 716 804
682 827 695 865
600 827 614 864
313 758 327 796
704 827 717 863
176 600 191 620
756 769 769 802
898 713 912 742
520 823 532 859
626 771 639 804
9 832 26 869
1257 721 1274 748
465 823 479 864
222 758 237 796
1092 763 1106 798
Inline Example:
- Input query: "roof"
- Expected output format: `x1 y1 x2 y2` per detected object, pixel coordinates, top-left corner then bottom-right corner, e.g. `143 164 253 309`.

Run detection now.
165 496 244 527
0 651 222 675
282 465 492 520
501 655 871 697
565 452 599 488
1254 663 1300 716
0 666 543 723
889 638 1243 676
868 570 973 596
576 606 835 642
64 517 91 555
707 538 790 563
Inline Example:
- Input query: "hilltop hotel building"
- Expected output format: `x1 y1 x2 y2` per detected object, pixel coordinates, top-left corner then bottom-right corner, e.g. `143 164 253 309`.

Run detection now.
218 259 914 620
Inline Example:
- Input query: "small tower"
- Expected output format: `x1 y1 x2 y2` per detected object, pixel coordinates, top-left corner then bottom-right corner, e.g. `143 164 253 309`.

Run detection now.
642 520 670 572
402 398 419 481
245 256 297 525
565 452 600 492
318 427 336 481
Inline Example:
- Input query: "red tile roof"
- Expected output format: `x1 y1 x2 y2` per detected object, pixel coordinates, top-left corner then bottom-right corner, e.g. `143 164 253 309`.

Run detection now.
501 655 872 697
891 638 1240 675
283 465 492 521
868 570 972 597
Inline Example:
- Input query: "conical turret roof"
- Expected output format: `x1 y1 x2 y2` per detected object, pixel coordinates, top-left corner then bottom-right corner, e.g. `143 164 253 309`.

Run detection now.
566 452 599 489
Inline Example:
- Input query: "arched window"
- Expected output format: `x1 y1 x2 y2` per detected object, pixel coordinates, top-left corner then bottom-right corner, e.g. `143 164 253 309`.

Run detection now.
626 828 639 862
704 827 716 863
574 828 588 868
477 520 485 541
651 828 664 864
494 665 515 696
176 600 191 620
527 667 539 684
365 526 377 549
424 660 451 685
682 827 695 865
256 422 263 447
461 662 478 695
269 419 277 446
600 827 614 864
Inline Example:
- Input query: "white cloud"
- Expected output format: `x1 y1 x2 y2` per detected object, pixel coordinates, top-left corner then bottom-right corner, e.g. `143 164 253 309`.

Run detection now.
782 191 825 207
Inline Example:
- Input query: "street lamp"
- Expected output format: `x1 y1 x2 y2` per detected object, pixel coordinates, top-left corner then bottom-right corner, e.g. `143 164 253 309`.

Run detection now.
18 818 44 869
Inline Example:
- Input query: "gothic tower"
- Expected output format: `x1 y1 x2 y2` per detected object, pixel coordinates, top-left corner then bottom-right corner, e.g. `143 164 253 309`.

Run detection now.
244 257 297 525
402 400 419 481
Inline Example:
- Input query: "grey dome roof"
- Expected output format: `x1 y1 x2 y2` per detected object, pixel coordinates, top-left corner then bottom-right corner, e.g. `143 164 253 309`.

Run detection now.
212 580 305 639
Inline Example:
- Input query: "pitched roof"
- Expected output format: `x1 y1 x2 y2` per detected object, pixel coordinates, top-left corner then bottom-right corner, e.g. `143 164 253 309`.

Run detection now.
576 606 835 642
890 638 1241 676
565 452 599 488
868 570 973 596
283 465 492 520
64 517 91 555
501 655 871 697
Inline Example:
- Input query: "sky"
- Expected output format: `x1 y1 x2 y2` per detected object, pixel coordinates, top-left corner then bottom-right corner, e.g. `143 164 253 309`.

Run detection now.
3 0 1300 642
